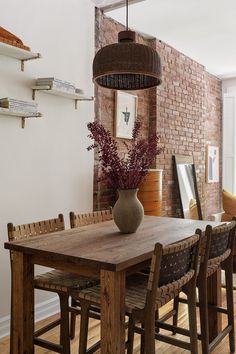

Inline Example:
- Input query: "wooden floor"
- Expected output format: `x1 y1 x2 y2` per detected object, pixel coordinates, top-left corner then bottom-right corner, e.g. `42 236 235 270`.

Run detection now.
0 288 235 353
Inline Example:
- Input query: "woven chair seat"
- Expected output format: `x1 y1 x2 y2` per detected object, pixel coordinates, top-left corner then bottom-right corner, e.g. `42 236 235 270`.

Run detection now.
35 270 98 293
74 269 195 312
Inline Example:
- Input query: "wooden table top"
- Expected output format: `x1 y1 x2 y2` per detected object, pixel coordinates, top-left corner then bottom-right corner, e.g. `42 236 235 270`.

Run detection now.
4 216 221 271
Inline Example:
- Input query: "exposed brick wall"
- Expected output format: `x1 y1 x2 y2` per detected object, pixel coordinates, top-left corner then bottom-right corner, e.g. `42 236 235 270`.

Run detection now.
94 9 222 219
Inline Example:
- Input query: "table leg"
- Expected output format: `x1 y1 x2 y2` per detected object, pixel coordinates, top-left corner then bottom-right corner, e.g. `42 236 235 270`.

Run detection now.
100 269 126 354
11 252 34 354
207 269 222 341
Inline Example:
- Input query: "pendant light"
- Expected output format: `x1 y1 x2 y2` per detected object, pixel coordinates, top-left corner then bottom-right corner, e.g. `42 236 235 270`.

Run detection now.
93 0 162 90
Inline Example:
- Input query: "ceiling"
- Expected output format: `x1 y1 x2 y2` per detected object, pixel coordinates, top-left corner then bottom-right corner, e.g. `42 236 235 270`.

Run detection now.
99 0 236 79
91 0 144 12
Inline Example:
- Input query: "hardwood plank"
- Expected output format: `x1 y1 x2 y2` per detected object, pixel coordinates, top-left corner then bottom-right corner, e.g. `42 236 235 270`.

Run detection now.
100 270 126 354
11 251 34 354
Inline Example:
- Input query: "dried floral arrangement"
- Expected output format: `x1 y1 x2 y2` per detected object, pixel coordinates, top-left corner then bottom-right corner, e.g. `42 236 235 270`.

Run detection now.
87 120 163 190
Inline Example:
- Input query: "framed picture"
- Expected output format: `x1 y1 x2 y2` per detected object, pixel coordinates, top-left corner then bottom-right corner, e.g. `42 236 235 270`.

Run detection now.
115 91 137 139
206 145 219 183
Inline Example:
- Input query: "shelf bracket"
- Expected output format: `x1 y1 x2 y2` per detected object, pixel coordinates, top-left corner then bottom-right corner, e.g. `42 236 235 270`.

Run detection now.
32 89 36 100
21 53 41 72
21 113 42 129
21 117 26 129
75 97 94 109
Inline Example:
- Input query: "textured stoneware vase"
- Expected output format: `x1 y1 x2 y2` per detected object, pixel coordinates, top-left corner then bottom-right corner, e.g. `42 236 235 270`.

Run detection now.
113 189 144 233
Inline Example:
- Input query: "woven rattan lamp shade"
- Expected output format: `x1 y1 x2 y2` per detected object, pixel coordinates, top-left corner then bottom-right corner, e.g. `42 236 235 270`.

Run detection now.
93 31 162 90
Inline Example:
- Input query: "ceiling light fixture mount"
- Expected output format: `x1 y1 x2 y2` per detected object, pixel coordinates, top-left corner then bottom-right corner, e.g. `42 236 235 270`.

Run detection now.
93 0 162 90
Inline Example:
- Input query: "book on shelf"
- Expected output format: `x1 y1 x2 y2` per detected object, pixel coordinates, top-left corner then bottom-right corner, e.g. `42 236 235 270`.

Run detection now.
36 78 75 88
51 83 76 94
0 98 38 113
36 77 75 85
35 78 85 95
0 97 37 105
36 82 75 91
35 77 84 95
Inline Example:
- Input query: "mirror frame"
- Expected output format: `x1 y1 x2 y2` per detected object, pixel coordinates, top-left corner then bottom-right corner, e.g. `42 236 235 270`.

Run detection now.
173 154 203 220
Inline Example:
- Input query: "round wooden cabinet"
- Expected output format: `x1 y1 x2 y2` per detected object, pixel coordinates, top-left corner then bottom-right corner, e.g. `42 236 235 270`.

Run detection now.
138 169 163 216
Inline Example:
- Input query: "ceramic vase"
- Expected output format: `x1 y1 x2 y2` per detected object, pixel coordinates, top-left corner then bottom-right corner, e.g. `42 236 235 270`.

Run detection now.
113 189 144 233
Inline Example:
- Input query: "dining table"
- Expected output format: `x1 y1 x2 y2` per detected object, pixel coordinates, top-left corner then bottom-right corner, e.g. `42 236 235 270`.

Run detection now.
4 215 223 354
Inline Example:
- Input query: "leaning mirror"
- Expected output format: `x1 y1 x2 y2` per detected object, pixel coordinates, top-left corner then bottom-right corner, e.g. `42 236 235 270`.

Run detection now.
173 155 202 220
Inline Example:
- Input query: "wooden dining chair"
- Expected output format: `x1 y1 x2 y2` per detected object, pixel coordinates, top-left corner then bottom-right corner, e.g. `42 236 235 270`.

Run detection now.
69 208 113 228
69 208 113 340
172 219 236 354
8 214 98 354
70 233 200 354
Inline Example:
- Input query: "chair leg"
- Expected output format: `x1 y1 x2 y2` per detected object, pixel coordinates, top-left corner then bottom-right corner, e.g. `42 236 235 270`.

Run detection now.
70 298 77 340
10 285 13 354
127 314 135 354
198 281 210 354
140 322 145 354
187 283 198 354
144 314 155 354
155 308 160 334
225 264 235 353
59 294 71 354
79 300 91 354
172 295 179 335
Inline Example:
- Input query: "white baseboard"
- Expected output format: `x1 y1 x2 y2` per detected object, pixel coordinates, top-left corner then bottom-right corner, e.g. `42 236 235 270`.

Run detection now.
0 296 60 339
0 316 9 340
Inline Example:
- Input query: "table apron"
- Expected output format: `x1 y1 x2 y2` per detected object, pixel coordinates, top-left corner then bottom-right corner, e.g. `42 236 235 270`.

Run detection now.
30 254 100 278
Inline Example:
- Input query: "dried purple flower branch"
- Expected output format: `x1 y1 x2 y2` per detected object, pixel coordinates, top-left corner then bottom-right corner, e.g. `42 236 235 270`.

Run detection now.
87 120 163 189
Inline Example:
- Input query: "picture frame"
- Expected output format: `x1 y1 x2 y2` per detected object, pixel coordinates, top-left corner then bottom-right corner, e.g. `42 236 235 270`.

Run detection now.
115 91 138 139
206 145 219 183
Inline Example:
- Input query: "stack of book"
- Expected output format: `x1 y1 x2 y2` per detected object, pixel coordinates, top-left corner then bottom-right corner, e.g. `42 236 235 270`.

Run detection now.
35 78 84 95
0 98 38 114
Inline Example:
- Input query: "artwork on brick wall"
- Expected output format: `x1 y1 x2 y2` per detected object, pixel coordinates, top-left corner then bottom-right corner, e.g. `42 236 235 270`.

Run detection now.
206 145 219 183
115 91 137 139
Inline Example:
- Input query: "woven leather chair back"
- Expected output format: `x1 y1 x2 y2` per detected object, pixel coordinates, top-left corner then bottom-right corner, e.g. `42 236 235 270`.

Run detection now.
69 208 113 228
7 214 65 242
7 214 65 262
199 220 236 266
147 234 200 295
209 222 236 259
159 246 193 286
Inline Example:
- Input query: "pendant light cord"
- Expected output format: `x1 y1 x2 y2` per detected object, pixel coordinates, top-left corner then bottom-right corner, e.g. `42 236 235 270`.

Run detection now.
126 0 129 30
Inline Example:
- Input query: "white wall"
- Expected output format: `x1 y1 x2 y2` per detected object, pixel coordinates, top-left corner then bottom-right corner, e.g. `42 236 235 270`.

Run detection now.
222 78 236 94
222 79 236 194
0 0 95 335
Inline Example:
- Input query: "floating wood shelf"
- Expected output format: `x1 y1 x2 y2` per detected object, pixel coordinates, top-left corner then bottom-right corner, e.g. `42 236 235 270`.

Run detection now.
0 107 42 128
31 85 94 109
0 41 41 71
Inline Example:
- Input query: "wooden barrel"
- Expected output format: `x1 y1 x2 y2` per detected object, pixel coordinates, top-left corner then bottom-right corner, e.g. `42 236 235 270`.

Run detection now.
138 169 163 216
